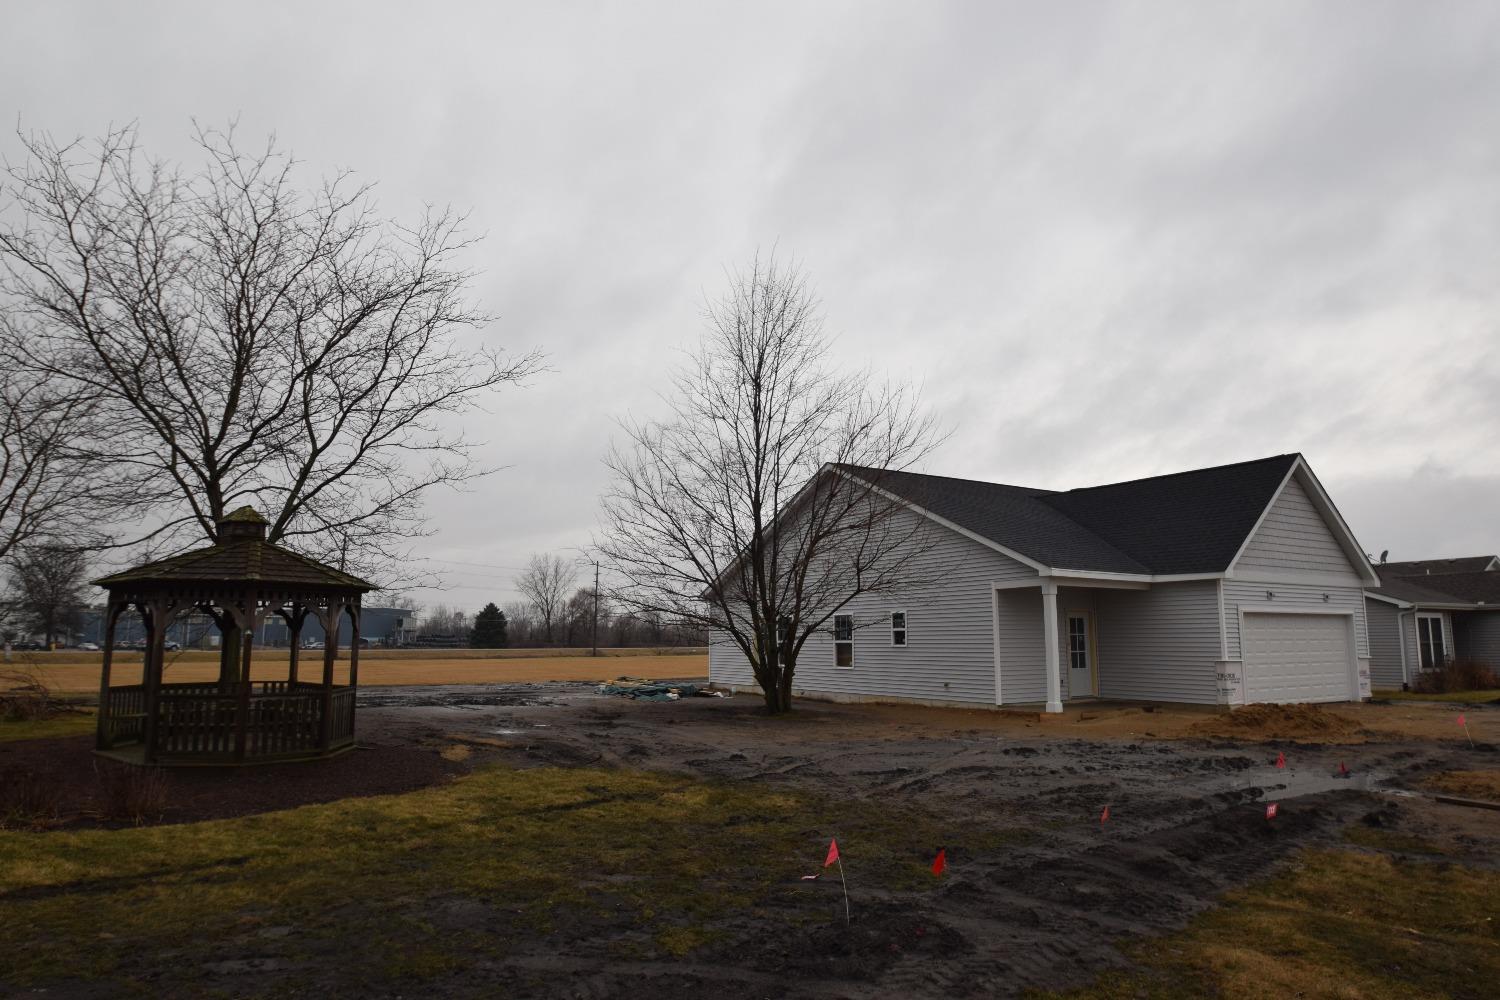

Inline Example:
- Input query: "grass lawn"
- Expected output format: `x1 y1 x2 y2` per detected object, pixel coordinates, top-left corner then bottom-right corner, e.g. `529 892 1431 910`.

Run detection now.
0 711 94 743
0 764 1015 993
1039 849 1500 999
1373 688 1500 704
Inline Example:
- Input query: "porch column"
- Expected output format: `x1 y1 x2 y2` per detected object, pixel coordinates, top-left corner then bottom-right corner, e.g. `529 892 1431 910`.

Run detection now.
1041 581 1063 714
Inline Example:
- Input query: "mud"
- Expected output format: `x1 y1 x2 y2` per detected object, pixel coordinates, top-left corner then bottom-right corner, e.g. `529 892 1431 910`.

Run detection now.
335 686 1498 999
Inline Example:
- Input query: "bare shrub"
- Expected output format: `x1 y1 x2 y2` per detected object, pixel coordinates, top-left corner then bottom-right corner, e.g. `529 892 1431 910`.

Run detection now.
0 667 57 721
0 766 63 828
95 762 170 825
1413 659 1500 694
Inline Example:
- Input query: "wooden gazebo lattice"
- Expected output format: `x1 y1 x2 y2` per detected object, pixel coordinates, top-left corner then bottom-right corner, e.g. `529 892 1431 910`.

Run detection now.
93 507 375 765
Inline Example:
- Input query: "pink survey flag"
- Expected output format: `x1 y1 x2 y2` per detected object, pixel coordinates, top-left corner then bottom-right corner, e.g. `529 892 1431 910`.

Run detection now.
1265 802 1279 821
1275 751 1286 769
1457 714 1466 726
825 838 840 868
1100 804 1110 825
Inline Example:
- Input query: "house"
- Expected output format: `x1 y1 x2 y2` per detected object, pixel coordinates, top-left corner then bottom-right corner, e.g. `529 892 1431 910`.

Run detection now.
1364 557 1500 688
709 454 1381 710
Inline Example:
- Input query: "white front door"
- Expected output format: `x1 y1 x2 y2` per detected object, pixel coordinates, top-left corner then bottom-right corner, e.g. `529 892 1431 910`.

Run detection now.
1066 612 1094 698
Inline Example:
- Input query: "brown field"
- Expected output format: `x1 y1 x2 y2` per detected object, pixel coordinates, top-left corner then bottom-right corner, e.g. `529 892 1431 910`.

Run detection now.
4 652 709 694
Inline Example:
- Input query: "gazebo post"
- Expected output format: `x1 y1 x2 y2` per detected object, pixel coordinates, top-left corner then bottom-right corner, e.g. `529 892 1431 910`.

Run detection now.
96 600 120 750
318 602 341 751
141 601 165 764
348 603 361 733
233 597 257 761
286 605 307 686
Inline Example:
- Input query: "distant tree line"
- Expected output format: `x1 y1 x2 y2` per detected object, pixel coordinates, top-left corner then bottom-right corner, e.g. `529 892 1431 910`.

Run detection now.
406 551 704 649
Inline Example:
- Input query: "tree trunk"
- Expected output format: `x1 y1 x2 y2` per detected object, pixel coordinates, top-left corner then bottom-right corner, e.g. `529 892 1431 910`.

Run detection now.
760 656 794 715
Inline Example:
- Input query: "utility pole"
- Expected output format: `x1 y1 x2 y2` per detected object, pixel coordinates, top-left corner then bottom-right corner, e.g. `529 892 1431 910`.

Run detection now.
591 560 600 657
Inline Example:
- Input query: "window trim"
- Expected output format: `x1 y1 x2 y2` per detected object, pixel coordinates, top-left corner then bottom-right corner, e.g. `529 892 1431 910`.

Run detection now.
833 614 854 668
890 610 907 647
1417 612 1446 670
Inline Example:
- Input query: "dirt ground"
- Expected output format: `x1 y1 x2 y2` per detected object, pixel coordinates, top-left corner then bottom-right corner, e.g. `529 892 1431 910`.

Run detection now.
8 653 710 694
3 685 1497 998
366 689 1500 998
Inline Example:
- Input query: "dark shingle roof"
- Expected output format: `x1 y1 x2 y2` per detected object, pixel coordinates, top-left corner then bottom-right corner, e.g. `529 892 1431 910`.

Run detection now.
1378 556 1498 576
840 454 1302 575
95 539 374 591
1371 565 1500 607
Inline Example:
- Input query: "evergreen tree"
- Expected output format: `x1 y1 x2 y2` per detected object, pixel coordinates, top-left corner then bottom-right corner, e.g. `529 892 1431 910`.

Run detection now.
470 603 508 648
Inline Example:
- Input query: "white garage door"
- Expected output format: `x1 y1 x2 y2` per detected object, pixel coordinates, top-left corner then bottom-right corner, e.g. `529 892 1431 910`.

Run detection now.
1242 613 1354 704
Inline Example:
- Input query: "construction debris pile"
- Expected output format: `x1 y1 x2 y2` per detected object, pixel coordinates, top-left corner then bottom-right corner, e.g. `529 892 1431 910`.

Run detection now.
597 677 722 701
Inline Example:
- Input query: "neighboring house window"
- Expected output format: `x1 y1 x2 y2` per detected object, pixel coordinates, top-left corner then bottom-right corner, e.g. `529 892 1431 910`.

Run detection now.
777 615 791 667
1417 614 1446 670
834 614 854 667
891 611 907 646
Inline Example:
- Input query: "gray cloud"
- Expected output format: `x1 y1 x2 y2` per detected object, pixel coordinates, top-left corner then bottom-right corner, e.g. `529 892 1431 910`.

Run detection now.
4 1 1496 608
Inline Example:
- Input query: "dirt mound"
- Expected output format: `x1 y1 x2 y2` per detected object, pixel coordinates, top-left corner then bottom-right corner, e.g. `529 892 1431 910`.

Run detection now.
1188 704 1363 743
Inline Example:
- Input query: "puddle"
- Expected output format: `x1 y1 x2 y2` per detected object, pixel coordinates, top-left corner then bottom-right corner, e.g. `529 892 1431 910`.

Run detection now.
1229 767 1392 800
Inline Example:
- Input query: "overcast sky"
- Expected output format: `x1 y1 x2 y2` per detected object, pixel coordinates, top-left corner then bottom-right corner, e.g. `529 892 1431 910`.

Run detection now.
5 2 1498 612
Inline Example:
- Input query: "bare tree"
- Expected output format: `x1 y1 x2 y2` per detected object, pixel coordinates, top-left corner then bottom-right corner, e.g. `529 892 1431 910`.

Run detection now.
515 553 575 645
0 123 541 583
5 545 89 647
598 254 941 713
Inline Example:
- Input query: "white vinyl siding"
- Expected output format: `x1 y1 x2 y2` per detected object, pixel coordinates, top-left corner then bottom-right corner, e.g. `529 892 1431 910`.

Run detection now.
1364 597 1406 688
1093 580 1222 703
1454 612 1500 669
707 505 1039 704
996 587 1047 704
1236 475 1364 583
708 629 756 686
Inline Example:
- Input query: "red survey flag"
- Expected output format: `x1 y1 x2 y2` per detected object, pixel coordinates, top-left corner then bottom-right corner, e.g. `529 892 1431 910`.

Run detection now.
931 849 946 876
1265 802 1279 821
824 838 840 868
1339 761 1349 776
1100 804 1110 824
1275 751 1286 769
1457 714 1466 726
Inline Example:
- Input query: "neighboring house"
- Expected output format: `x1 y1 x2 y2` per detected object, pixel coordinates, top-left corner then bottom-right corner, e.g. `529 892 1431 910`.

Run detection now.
709 454 1380 711
1364 557 1500 688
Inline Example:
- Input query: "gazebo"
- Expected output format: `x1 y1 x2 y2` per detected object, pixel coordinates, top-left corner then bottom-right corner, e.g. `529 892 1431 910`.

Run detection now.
93 507 376 765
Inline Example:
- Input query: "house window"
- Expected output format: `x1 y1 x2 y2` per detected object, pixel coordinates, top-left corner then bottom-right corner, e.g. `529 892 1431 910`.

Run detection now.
834 614 853 667
777 615 791 667
891 611 907 646
1417 614 1446 670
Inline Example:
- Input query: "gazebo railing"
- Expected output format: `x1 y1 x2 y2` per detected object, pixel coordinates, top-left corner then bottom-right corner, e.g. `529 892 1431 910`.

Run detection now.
100 681 356 760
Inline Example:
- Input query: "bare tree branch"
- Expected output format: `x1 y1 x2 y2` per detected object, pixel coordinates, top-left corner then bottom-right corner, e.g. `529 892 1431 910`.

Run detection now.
0 123 543 586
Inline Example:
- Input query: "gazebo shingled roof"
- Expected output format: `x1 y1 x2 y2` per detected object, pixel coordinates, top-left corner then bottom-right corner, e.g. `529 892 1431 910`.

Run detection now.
94 506 373 590
93 506 376 766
